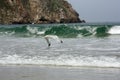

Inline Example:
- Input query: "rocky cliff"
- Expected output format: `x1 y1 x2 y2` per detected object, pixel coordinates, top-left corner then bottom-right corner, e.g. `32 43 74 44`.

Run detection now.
0 0 85 24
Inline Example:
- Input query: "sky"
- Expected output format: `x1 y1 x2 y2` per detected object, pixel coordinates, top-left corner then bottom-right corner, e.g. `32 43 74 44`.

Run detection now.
68 0 120 22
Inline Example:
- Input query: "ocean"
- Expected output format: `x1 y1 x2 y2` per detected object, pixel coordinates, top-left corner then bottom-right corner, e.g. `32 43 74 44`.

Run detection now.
0 22 120 68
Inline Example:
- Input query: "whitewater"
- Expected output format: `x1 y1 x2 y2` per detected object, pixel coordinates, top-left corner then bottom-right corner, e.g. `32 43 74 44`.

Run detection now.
0 23 120 68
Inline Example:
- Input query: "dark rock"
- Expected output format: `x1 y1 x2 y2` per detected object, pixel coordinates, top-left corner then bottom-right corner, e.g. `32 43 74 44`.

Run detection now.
0 0 85 24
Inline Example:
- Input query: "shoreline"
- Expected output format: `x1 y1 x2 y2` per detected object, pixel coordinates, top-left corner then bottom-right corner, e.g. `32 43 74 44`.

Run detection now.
0 65 120 80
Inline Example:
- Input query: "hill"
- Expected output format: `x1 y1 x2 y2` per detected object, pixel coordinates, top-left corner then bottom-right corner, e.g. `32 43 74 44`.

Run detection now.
0 0 85 24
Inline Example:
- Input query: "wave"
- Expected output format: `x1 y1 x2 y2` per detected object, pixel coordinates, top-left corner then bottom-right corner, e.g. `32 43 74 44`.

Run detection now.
108 26 120 34
0 24 120 38
0 54 120 68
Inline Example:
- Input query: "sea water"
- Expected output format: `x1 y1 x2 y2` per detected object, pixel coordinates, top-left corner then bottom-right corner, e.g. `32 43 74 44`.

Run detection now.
0 23 120 68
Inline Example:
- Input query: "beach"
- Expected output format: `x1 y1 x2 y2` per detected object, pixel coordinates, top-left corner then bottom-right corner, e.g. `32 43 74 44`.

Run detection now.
0 65 120 80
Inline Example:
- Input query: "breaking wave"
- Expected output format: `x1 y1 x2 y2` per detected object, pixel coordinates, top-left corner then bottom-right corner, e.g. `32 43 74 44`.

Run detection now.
108 26 120 34
0 54 120 68
0 24 120 38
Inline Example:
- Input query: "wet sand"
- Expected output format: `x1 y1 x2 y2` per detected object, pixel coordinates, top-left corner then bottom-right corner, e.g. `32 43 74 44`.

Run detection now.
0 65 120 80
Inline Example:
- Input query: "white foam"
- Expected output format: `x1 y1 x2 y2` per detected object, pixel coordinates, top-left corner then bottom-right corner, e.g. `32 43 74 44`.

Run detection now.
108 26 120 34
26 25 45 35
26 25 38 34
0 54 120 68
37 31 45 35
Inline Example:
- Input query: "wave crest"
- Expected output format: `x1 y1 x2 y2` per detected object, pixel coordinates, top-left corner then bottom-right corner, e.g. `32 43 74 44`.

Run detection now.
0 24 119 38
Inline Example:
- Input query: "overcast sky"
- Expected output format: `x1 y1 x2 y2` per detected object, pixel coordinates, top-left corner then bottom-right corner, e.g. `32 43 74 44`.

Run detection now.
68 0 120 22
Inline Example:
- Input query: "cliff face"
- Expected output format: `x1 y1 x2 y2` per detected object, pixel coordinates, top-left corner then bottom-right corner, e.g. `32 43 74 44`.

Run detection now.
0 0 84 24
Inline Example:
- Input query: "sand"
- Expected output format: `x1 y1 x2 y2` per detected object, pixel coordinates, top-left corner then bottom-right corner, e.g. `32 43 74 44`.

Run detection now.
0 65 120 80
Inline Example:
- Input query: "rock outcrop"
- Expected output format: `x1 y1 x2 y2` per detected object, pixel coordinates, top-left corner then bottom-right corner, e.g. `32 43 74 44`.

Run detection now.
0 0 85 24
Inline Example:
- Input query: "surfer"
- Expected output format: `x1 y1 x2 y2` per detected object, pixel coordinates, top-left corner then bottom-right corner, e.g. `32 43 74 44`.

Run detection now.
44 35 63 47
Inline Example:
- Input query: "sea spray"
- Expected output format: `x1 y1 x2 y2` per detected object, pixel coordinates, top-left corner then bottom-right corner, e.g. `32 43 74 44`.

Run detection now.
108 26 120 34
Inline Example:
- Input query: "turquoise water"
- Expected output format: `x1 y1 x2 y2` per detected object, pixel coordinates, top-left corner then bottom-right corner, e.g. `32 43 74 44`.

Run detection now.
0 23 120 68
